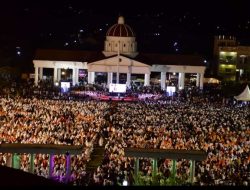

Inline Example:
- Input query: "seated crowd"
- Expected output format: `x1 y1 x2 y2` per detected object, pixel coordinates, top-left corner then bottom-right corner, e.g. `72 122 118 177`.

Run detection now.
0 81 249 186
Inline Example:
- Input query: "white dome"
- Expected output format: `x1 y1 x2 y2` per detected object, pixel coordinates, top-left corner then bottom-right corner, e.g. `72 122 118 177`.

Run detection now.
106 16 135 37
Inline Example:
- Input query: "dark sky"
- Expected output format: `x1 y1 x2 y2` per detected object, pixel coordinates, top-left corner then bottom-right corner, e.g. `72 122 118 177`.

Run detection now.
0 0 250 71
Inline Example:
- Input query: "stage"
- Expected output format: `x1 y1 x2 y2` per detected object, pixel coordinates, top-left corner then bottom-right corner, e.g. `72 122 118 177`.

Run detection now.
99 95 137 102
71 91 161 102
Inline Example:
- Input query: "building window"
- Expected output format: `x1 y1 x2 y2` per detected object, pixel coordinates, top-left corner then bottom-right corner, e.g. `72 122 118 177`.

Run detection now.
245 57 248 64
239 57 243 64
219 42 226 46
226 56 233 63
109 43 110 46
124 44 126 47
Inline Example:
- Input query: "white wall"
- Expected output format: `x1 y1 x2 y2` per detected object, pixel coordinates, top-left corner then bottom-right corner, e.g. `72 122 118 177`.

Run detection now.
88 65 150 74
33 60 88 69
103 36 138 58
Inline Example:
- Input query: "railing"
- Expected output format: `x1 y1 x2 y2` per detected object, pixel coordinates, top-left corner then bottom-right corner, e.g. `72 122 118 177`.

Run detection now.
124 148 206 185
0 143 84 183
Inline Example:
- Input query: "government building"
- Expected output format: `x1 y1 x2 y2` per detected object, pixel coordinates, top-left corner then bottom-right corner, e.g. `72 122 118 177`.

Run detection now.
33 16 206 90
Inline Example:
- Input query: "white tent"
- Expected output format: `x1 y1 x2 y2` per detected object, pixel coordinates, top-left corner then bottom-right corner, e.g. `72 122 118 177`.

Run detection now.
234 85 250 101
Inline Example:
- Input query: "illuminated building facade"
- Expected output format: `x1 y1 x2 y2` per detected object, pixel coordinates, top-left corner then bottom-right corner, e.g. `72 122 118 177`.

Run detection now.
214 35 250 81
33 16 206 90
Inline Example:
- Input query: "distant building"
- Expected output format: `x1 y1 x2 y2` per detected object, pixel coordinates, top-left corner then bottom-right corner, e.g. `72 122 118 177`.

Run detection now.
213 35 250 81
33 16 206 90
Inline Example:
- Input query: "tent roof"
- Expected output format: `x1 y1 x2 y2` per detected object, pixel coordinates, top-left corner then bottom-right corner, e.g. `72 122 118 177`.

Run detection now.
234 85 250 101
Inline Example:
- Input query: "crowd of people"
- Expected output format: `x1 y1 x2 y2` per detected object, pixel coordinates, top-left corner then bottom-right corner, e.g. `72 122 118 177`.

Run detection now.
0 81 249 186
94 99 249 186
0 97 109 184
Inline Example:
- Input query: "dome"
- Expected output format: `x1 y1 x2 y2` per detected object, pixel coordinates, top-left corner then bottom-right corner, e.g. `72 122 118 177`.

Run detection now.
106 16 135 37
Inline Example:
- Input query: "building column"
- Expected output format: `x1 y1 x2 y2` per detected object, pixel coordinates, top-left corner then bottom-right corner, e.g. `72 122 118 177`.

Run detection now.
116 73 119 84
144 73 150 86
75 68 79 85
152 158 158 178
49 154 54 179
53 67 58 84
65 153 71 183
88 72 95 84
107 72 113 86
12 153 20 169
29 154 34 174
196 73 200 87
72 68 76 86
57 68 61 82
199 73 204 89
34 66 39 86
189 160 195 183
88 72 91 84
126 73 131 88
6 153 12 167
178 72 185 90
161 72 166 90
39 67 43 80
134 158 140 185
171 160 177 179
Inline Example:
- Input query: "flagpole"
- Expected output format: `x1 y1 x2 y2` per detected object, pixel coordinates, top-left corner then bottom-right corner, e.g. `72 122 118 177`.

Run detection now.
117 40 120 84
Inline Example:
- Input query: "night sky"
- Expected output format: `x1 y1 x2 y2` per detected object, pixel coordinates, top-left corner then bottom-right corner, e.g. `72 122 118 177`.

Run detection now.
0 0 250 71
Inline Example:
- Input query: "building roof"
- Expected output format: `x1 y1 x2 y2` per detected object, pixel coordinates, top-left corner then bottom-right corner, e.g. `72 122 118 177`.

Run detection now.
134 53 205 66
106 16 135 37
34 49 106 62
34 49 205 67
